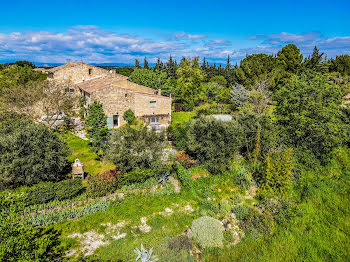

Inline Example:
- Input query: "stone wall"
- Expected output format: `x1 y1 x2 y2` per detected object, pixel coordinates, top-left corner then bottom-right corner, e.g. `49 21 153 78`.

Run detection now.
91 86 171 127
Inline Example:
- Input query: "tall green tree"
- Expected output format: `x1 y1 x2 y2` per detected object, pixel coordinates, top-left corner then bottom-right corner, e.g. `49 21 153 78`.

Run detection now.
134 59 141 69
275 72 348 161
277 44 303 74
305 46 324 71
175 58 207 110
85 101 110 156
143 57 150 70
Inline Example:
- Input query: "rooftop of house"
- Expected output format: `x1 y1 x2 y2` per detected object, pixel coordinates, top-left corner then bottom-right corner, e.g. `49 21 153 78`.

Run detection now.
46 61 99 73
74 77 163 98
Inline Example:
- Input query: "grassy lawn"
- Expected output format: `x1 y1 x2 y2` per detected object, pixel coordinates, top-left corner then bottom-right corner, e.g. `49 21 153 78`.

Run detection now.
62 133 115 175
171 111 195 125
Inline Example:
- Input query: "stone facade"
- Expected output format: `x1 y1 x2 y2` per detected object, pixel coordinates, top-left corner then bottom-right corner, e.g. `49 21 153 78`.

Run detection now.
47 60 172 130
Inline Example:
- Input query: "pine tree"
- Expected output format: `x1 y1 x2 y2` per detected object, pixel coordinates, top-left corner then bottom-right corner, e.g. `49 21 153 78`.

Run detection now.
135 59 141 69
225 55 231 70
144 57 150 70
305 46 324 70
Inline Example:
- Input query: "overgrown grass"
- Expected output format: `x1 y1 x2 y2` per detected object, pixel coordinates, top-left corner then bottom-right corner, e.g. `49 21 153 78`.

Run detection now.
171 111 195 125
62 134 115 175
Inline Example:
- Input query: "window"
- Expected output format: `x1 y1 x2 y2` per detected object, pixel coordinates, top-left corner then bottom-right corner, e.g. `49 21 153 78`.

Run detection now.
125 93 128 97
149 117 159 123
64 87 75 93
149 101 156 107
88 68 92 75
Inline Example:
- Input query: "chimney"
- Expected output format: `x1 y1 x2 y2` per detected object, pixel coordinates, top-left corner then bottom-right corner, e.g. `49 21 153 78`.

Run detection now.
157 88 161 96
111 69 116 78
67 59 71 65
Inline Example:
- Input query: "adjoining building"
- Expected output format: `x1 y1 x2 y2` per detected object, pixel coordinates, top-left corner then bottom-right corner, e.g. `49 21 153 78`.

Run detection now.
44 60 172 130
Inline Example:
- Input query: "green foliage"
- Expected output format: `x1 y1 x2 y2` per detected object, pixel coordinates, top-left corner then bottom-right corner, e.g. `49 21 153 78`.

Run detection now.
305 46 325 71
191 216 224 248
174 151 197 169
0 201 63 261
0 64 46 93
175 164 193 188
129 68 169 90
122 168 155 185
86 170 122 197
277 44 304 73
175 58 207 110
261 148 295 195
194 103 234 117
116 67 134 77
275 72 348 161
232 205 250 220
187 116 242 174
123 108 136 124
329 54 350 76
230 165 252 190
0 179 84 207
85 101 110 154
105 126 167 172
167 123 190 151
157 236 193 262
0 118 69 188
28 199 111 226
235 53 278 89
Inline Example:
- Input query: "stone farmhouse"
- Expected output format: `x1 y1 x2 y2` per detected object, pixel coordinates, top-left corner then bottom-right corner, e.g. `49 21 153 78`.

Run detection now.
43 60 172 130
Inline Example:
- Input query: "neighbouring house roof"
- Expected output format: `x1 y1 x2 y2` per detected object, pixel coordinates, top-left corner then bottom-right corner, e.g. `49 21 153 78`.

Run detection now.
46 62 94 73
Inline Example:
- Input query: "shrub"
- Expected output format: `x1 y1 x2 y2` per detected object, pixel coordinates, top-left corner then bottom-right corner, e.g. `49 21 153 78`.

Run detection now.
105 126 167 172
187 116 242 174
122 168 154 186
175 164 193 188
199 199 219 215
167 123 189 151
86 170 122 197
0 179 84 207
191 216 224 248
232 205 250 220
231 166 252 190
219 199 232 216
261 148 295 195
0 118 69 188
123 109 136 124
175 151 197 168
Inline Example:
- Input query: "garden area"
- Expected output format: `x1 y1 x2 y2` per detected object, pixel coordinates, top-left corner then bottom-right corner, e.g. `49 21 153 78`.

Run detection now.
1 47 350 261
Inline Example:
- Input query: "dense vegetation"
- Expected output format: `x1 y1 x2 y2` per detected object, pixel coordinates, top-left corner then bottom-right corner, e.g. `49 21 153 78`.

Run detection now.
0 45 349 261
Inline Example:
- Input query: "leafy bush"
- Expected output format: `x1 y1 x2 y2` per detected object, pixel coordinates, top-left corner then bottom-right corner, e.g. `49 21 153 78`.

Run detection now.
175 164 193 188
175 151 197 168
0 200 63 261
187 116 242 174
199 199 219 215
157 236 193 262
191 216 224 248
230 166 252 190
0 118 69 188
105 126 167 172
0 179 84 207
219 199 232 216
167 123 190 151
86 170 122 197
123 109 136 124
122 168 155 186
232 205 250 220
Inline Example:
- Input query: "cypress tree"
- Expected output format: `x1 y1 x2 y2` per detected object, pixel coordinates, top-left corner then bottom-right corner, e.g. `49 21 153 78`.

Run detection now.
135 59 141 69
144 57 150 70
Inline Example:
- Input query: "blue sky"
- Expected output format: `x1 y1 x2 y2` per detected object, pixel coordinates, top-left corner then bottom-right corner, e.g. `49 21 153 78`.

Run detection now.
0 0 349 64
